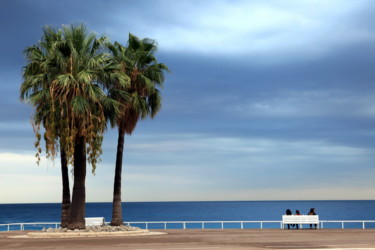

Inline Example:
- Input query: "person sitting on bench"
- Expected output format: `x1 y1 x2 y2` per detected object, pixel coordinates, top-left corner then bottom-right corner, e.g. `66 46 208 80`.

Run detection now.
294 210 301 229
308 208 317 229
285 209 292 229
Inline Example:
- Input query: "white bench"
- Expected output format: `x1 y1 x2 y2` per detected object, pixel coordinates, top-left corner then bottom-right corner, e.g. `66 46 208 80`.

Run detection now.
282 215 319 229
85 217 105 227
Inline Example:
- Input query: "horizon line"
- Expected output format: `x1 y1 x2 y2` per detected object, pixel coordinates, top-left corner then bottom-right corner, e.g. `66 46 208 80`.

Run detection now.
1 199 374 205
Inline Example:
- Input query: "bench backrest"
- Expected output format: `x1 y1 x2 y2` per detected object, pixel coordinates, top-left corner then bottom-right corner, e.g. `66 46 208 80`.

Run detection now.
282 215 319 224
85 217 105 226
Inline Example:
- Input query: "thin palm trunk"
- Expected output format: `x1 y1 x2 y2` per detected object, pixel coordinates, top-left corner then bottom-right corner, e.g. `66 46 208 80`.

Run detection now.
68 133 87 229
60 147 71 228
111 125 125 226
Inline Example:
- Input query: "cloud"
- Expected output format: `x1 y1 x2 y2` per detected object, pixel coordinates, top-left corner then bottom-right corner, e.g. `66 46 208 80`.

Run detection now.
0 152 36 164
1 131 374 202
1 0 375 202
229 90 375 118
203 186 375 201
101 134 375 201
0 152 59 175
122 0 375 60
0 174 61 203
0 153 63 202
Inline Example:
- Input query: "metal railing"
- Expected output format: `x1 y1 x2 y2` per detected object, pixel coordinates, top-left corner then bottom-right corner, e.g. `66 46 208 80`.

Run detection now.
1 220 375 231
320 220 375 229
124 221 280 230
124 220 375 230
0 222 60 231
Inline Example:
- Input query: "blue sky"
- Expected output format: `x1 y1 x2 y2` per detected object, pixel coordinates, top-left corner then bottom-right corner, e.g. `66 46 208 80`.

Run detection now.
0 0 374 203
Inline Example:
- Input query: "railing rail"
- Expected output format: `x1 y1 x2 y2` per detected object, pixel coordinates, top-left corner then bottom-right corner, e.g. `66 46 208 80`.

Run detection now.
0 222 60 231
1 220 375 231
319 220 375 229
124 220 280 230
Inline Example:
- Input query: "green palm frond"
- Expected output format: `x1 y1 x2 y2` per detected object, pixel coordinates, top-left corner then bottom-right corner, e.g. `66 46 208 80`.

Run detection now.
28 89 50 106
71 96 90 115
148 89 162 117
105 33 169 134
20 23 123 171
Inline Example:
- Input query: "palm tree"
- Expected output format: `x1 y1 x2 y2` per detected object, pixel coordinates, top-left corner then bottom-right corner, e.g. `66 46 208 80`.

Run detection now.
21 28 72 227
20 24 128 229
107 34 169 226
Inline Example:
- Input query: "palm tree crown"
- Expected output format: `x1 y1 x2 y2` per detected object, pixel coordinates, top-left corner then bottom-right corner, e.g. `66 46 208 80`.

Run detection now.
108 33 169 132
21 24 128 171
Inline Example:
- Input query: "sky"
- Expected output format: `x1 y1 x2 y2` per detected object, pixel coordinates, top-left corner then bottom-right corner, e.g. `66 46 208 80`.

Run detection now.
0 0 374 203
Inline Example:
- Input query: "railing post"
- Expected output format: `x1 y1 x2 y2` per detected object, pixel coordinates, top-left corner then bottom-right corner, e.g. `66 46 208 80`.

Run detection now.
260 222 263 229
183 222 186 230
321 222 324 229
341 222 344 229
362 222 365 229
241 222 243 229
7 225 9 231
146 222 148 230
164 222 167 230
221 222 224 230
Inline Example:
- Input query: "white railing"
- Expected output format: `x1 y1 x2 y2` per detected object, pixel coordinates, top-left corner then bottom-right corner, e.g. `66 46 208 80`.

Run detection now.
0 222 60 231
124 221 280 230
1 220 375 231
320 220 375 229
124 220 375 230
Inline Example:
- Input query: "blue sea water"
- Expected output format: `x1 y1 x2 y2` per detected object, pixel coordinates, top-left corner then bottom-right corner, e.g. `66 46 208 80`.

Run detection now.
0 201 374 230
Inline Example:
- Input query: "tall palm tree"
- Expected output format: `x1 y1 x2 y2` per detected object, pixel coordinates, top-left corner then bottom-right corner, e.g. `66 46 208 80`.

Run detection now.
20 24 128 229
21 28 72 227
107 34 169 226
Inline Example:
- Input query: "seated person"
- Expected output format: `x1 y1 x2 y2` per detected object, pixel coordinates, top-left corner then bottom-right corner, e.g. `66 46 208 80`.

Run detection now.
308 208 317 229
294 210 301 229
285 209 292 229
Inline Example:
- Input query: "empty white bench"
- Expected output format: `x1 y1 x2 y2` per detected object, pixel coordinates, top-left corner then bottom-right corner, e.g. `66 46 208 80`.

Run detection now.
282 215 319 229
85 217 105 227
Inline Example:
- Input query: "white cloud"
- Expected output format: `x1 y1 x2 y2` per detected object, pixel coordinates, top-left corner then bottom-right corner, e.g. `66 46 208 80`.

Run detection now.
206 186 375 201
0 152 35 164
124 0 375 60
107 134 375 201
229 90 375 118
121 183 375 202
1 133 374 203
127 132 372 157
0 152 59 174
0 174 61 203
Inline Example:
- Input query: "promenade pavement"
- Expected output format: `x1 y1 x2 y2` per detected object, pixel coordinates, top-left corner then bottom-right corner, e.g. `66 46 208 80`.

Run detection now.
1 229 375 249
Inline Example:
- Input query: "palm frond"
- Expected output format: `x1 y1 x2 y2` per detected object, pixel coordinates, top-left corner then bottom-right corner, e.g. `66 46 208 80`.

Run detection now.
71 95 90 116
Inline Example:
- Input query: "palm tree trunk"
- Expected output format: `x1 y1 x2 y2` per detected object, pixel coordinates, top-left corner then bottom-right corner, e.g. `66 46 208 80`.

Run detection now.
111 125 125 226
60 147 71 228
68 134 86 229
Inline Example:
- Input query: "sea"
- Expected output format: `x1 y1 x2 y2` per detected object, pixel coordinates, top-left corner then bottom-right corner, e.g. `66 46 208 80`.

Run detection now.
1 200 375 230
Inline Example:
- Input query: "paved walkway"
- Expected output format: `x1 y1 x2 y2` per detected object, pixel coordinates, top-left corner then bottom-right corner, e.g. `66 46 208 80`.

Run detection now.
1 229 375 249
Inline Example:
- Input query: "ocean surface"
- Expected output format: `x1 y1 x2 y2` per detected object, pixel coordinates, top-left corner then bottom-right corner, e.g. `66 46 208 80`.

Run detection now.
1 200 375 230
